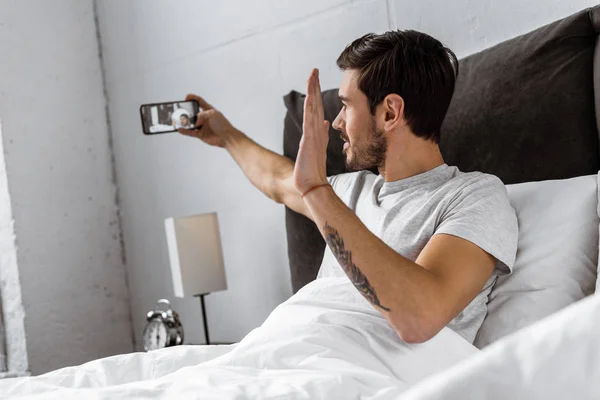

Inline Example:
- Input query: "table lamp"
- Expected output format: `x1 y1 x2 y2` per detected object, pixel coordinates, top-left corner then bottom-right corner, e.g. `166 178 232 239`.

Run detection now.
164 212 228 345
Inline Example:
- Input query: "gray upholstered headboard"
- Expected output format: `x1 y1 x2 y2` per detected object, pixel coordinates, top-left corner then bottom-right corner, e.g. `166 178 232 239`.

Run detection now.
283 6 600 293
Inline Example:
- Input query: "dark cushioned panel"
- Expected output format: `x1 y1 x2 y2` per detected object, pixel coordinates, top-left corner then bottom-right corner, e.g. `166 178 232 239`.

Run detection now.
440 6 600 183
594 10 600 140
283 6 600 293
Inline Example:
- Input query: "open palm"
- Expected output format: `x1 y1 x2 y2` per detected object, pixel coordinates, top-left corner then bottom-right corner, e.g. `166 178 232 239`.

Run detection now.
294 68 330 194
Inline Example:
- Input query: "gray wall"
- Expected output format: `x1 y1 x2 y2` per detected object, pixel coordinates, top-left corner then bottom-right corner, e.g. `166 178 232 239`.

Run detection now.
95 0 598 348
0 0 133 374
0 118 28 377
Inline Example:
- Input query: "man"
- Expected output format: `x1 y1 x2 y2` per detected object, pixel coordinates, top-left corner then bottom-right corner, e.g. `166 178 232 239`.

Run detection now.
179 114 193 129
179 30 518 344
171 109 193 129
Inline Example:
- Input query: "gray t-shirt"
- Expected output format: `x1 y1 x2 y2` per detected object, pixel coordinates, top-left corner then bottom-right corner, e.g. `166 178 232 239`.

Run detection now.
318 163 519 343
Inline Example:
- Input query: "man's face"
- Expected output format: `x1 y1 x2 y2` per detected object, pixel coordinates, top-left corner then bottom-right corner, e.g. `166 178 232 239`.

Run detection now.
332 70 387 171
180 115 189 125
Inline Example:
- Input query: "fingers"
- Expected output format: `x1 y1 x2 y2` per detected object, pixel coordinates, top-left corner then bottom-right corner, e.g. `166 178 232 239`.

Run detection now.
303 73 313 121
315 70 325 122
194 112 205 129
178 109 213 137
313 69 323 112
304 68 325 126
194 109 215 128
185 94 213 110
178 127 198 137
306 69 318 99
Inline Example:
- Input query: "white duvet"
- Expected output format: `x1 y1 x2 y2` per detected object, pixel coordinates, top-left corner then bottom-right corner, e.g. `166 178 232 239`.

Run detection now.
401 292 600 400
0 277 478 399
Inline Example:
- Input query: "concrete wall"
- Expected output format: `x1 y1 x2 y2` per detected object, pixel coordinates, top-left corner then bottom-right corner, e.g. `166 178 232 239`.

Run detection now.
0 0 133 374
96 0 598 348
0 119 28 377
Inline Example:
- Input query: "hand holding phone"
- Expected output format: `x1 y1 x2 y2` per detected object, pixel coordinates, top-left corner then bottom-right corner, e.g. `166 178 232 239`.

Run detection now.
175 94 240 149
141 94 239 148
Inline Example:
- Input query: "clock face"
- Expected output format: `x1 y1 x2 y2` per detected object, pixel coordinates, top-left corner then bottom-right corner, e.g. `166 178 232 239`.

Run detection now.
143 319 169 351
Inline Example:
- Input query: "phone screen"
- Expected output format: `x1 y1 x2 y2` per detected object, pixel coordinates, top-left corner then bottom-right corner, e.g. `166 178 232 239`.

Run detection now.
140 100 200 134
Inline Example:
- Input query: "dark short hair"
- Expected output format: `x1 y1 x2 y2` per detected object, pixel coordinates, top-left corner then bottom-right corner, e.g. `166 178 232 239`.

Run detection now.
336 30 458 143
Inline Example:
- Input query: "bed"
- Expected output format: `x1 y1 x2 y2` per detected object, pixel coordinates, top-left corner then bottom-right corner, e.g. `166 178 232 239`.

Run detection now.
1 5 600 399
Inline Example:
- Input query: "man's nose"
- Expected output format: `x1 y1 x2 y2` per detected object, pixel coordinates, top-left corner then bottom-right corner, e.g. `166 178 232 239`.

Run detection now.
332 111 343 131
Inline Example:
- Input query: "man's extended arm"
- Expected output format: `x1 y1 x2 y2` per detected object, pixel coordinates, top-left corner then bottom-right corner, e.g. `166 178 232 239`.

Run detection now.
224 131 313 220
179 94 312 221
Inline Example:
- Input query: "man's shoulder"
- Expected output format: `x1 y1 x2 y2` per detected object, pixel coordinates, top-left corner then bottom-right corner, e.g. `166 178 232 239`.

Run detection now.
434 169 511 214
446 168 507 197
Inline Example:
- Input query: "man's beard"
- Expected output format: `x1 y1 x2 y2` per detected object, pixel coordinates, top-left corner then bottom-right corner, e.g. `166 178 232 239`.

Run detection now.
344 118 387 171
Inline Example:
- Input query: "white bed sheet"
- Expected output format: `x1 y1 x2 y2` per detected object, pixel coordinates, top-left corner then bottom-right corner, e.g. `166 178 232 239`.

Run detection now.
401 293 600 400
0 277 478 399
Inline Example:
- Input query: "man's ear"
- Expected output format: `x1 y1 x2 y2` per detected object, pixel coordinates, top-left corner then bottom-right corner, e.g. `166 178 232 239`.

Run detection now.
382 94 405 131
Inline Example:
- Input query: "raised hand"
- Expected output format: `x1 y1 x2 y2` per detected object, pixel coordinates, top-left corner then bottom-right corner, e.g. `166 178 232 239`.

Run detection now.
293 69 330 195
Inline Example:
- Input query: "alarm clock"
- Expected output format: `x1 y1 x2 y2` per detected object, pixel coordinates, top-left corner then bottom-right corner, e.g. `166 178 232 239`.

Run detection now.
142 299 184 351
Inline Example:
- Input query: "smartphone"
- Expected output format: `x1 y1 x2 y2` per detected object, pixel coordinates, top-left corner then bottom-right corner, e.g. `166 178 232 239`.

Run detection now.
140 100 200 135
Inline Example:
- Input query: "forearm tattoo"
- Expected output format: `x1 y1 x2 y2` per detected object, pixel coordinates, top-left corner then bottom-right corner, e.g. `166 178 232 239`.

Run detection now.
323 222 391 311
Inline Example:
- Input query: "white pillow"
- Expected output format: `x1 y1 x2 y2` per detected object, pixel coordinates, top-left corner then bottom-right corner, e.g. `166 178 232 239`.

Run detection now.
474 175 598 348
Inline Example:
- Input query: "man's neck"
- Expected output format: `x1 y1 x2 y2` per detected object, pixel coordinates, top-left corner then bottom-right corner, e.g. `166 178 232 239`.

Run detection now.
378 131 445 182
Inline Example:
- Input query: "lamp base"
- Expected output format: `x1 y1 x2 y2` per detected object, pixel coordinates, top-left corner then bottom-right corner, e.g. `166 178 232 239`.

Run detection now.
194 293 211 345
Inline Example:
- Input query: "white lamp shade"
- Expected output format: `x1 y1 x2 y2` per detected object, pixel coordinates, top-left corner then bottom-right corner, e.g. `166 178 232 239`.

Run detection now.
165 212 227 298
